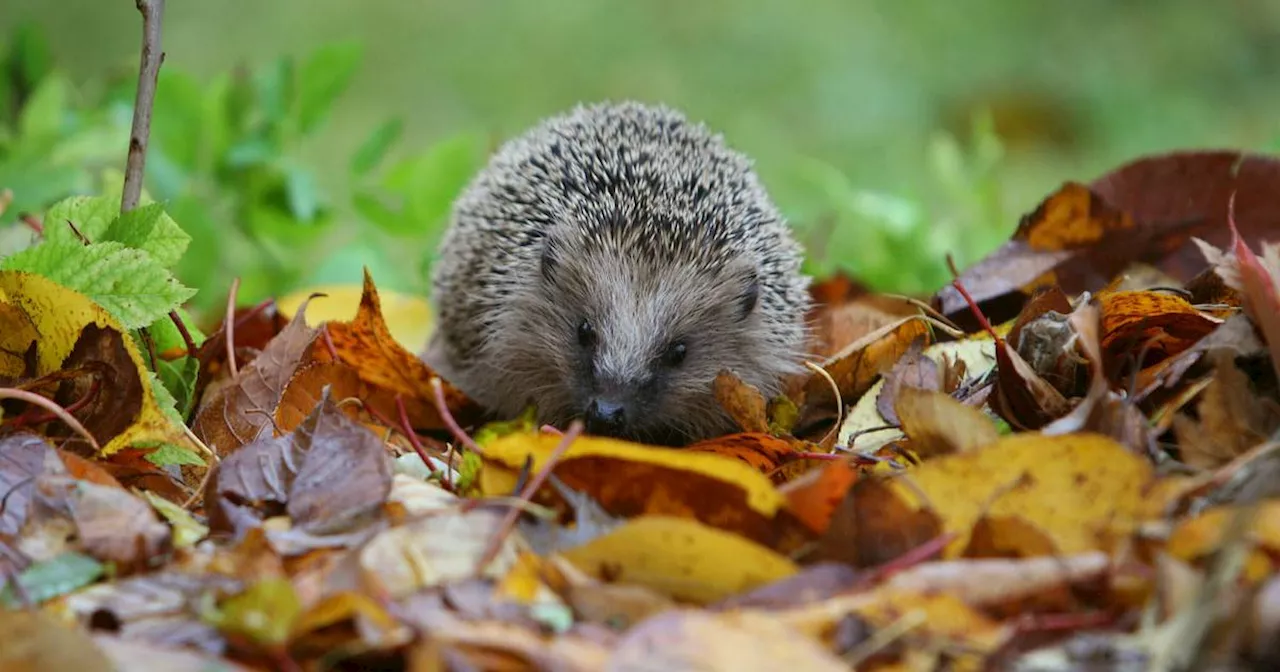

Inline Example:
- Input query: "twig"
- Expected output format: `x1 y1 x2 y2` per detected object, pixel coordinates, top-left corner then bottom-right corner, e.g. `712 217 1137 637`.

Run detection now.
0 388 100 452
430 377 481 456
804 360 842 450
475 421 583 573
167 310 198 358
395 394 441 479
121 0 166 212
224 277 240 378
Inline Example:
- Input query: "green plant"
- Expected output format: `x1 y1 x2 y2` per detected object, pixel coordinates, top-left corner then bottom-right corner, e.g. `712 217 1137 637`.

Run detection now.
791 110 1013 295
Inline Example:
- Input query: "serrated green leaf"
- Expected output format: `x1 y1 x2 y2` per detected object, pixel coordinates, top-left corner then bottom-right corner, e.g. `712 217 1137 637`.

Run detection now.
42 194 119 245
155 355 199 420
103 202 192 268
147 369 184 426
350 118 403 176
295 41 362 135
0 240 196 329
143 442 206 468
17 71 68 140
0 552 104 608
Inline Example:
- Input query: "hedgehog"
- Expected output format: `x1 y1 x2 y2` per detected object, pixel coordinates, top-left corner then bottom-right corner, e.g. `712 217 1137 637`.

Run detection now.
424 101 812 445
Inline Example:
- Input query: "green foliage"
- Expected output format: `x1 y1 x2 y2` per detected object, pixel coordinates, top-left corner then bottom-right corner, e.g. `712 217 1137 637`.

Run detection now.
1 240 195 329
0 551 104 608
790 110 1012 293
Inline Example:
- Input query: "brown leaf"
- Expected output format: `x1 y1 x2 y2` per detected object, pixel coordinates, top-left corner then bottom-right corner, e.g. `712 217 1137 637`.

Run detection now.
875 336 939 426
36 474 171 570
992 337 1072 431
781 459 862 536
1098 289 1222 380
1174 351 1280 470
64 570 242 655
1090 150 1280 282
712 370 770 434
895 386 1000 458
37 324 145 452
802 316 933 423
311 269 482 431
193 298 322 456
683 432 806 479
0 608 114 671
608 609 848 672
207 392 392 552
936 180 1204 322
816 475 943 568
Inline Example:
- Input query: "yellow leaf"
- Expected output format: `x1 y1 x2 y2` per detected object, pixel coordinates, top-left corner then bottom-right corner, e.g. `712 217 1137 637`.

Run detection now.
480 432 811 554
0 271 188 456
890 432 1155 558
559 515 798 604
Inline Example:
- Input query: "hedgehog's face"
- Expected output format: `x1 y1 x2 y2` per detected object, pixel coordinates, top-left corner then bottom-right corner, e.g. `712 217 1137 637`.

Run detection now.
522 236 766 445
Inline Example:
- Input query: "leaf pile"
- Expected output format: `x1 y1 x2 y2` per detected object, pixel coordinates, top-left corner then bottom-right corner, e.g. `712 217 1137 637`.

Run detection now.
8 151 1280 671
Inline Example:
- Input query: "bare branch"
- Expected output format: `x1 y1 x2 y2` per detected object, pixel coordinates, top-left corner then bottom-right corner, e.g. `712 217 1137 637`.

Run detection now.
121 0 166 213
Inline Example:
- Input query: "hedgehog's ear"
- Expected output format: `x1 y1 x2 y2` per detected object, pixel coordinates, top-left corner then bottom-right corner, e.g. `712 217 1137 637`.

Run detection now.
736 270 759 321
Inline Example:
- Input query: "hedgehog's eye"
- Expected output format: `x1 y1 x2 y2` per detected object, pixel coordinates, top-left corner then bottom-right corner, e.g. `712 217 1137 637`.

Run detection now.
662 340 687 367
577 320 597 348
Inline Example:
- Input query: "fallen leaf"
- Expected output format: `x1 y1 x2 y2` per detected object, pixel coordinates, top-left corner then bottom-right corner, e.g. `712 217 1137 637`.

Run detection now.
560 515 799 604
309 269 482 432
608 609 848 672
890 432 1156 558
479 432 814 554
1098 289 1222 378
0 271 188 455
802 315 933 425
875 336 939 426
1174 351 1280 469
0 608 114 671
207 392 392 552
895 386 1001 458
712 370 770 434
193 297 322 455
816 474 943 568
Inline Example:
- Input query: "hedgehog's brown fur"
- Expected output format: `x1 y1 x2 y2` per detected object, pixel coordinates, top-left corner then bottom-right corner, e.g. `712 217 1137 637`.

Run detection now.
425 101 811 445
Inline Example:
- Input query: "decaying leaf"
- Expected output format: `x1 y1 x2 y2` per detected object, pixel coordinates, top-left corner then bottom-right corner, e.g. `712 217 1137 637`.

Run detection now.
0 271 190 456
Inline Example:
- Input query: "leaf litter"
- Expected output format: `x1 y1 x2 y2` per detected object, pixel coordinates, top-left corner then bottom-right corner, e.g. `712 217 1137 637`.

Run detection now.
9 150 1280 670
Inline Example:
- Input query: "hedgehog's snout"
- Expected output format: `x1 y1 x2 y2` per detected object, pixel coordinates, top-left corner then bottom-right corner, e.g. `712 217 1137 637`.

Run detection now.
584 397 628 437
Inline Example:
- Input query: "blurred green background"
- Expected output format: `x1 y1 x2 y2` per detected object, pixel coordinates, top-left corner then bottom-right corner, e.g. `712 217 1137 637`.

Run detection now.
2 0 1279 320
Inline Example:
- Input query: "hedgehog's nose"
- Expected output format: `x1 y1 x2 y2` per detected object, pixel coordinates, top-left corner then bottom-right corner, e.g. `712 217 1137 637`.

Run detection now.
585 398 627 437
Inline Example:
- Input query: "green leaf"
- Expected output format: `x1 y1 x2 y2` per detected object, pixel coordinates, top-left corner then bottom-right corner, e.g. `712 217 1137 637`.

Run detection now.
350 118 403 176
103 202 193 268
147 369 184 425
0 241 197 329
379 132 484 236
145 307 206 352
205 578 301 646
17 71 68 140
42 194 119 244
8 22 54 93
284 164 321 222
352 190 403 234
143 441 206 468
295 41 362 135
0 552 104 608
155 355 199 420
139 490 208 548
